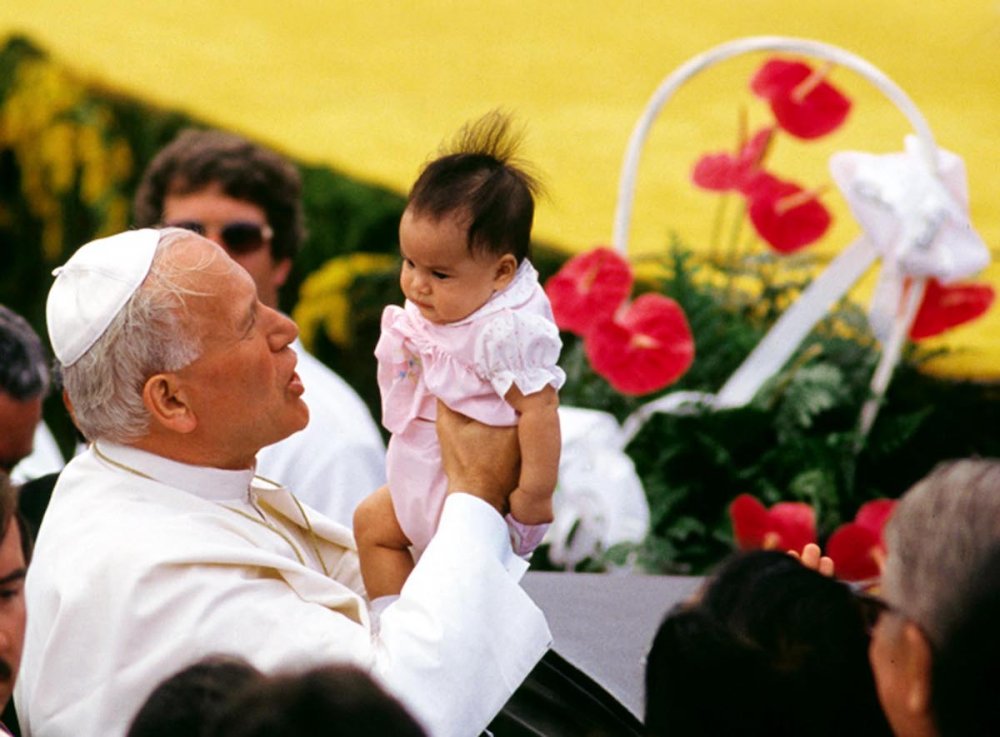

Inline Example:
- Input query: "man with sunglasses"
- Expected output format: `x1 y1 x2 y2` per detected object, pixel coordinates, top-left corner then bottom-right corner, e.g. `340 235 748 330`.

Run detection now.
868 458 1000 737
133 129 385 527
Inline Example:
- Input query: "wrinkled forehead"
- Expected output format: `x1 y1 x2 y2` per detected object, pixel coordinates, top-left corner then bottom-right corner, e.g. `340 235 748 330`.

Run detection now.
166 236 255 331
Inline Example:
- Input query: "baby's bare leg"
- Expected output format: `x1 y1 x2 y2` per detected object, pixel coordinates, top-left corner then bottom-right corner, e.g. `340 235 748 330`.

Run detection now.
353 485 414 600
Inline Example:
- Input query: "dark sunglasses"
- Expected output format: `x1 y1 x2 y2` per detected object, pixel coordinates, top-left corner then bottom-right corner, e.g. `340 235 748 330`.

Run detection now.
165 221 273 255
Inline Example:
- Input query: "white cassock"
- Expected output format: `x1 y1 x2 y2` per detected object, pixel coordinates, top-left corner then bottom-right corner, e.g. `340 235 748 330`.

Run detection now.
254 337 387 528
14 443 550 737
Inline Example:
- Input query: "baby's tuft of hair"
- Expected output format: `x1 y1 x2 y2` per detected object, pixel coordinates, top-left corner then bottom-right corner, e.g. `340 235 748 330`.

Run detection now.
407 110 542 263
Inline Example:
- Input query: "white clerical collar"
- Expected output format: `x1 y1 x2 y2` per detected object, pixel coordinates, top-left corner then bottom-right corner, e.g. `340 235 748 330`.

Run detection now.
91 441 261 503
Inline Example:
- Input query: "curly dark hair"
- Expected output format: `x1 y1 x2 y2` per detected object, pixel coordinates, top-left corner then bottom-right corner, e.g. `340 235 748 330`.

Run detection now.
132 129 306 261
407 110 541 264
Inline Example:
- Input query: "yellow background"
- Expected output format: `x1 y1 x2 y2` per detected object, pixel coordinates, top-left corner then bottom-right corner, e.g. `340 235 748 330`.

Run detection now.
2 1 998 377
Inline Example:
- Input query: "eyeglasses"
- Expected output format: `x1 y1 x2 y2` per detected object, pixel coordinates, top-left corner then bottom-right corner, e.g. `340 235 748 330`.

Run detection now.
165 221 274 255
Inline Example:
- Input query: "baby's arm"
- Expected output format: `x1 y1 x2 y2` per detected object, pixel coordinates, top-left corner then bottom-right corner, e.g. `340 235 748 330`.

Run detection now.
504 383 561 525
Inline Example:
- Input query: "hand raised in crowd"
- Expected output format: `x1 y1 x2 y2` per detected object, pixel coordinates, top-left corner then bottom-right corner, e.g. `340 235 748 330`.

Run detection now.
790 542 835 577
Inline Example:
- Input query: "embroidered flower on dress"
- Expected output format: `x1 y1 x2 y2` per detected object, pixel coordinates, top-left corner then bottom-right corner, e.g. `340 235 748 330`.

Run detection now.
396 352 421 384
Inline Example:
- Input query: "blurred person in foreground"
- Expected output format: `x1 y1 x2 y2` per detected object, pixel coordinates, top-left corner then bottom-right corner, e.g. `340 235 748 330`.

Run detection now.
133 129 385 526
15 228 549 737
869 458 1000 737
645 549 892 737
129 656 425 737
126 656 263 737
210 663 426 737
929 542 1000 737
0 472 30 737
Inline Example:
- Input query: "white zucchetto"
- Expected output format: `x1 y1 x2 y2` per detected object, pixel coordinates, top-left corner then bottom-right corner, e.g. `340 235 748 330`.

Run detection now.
46 229 160 366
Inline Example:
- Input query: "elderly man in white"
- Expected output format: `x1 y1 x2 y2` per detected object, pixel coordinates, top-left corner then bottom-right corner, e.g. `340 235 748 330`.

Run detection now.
14 228 550 737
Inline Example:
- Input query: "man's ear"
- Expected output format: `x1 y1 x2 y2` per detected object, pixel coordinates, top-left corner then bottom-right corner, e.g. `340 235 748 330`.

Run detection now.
142 373 197 434
900 621 934 717
271 256 293 290
493 254 518 291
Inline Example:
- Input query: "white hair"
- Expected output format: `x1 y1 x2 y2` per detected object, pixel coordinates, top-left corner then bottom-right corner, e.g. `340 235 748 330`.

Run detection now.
881 458 1000 646
62 228 211 443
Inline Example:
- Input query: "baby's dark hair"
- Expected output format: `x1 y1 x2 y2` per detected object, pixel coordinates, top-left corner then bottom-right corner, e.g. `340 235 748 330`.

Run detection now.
407 111 540 264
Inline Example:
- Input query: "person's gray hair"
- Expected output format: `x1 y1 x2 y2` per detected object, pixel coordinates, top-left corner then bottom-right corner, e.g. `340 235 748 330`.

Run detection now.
0 304 49 400
61 228 209 443
881 458 1000 646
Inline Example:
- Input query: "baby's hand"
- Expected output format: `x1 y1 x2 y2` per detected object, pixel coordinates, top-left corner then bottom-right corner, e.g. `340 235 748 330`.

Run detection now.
509 488 554 526
790 542 835 577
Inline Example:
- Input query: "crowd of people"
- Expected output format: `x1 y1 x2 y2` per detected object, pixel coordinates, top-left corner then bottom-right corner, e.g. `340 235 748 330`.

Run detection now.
1 120 998 737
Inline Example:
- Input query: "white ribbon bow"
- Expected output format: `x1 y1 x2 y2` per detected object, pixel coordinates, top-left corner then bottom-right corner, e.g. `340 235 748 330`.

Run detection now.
831 135 989 342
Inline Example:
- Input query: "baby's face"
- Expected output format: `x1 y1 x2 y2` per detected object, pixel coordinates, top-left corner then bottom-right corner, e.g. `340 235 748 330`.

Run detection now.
398 208 516 324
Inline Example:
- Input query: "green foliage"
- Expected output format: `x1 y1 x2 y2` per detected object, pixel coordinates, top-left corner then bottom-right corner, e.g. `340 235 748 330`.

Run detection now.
552 241 1000 574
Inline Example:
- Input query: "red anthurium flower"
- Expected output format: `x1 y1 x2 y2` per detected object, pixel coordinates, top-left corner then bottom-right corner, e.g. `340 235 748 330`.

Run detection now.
750 58 851 140
743 172 831 254
909 277 996 340
729 493 816 555
825 524 881 581
855 498 896 538
544 247 633 336
584 293 694 396
826 499 897 581
691 126 775 192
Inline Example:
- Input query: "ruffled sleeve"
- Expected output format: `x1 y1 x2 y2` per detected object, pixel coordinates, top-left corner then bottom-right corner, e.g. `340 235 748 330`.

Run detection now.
474 309 566 399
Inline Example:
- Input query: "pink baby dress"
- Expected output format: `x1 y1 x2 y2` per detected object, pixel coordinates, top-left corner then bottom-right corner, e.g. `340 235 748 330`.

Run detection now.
375 260 565 555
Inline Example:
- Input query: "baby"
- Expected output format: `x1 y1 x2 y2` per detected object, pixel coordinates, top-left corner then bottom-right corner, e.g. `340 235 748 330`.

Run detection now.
354 112 565 599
